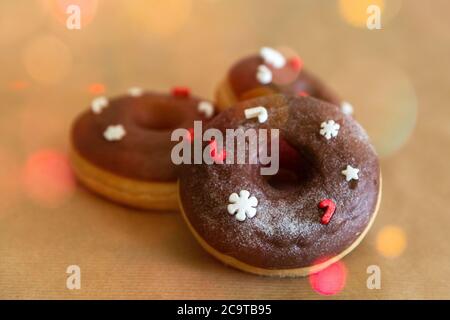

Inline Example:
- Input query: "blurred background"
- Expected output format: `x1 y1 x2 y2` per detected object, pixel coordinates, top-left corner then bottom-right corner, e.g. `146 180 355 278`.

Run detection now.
0 0 449 299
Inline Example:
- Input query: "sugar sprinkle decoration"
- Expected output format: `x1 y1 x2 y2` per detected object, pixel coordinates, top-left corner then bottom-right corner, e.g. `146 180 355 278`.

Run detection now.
91 96 108 114
289 56 304 72
186 127 194 143
319 199 336 225
298 91 309 97
341 101 354 115
320 120 340 140
244 106 268 123
209 139 226 163
128 87 144 97
103 124 126 141
260 47 286 68
197 101 214 118
256 64 272 84
171 86 191 97
227 190 258 222
341 165 359 182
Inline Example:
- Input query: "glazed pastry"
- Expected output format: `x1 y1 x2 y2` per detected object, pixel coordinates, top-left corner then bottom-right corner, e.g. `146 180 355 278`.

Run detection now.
70 87 215 210
216 47 354 115
178 94 381 276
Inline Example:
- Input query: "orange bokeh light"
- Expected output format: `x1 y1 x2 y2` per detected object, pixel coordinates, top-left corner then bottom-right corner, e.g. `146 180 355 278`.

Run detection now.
338 0 385 28
22 149 75 208
42 0 99 28
22 35 73 85
88 83 106 95
9 80 30 91
376 225 407 258
309 259 347 296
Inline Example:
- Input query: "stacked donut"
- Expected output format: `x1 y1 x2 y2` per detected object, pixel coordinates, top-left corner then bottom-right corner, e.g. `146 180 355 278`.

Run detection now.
70 47 381 277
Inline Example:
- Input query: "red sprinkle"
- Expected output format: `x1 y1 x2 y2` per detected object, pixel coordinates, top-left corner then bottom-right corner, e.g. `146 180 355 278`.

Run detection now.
289 56 304 72
319 199 336 225
298 91 309 97
171 86 191 97
209 140 226 163
185 127 194 142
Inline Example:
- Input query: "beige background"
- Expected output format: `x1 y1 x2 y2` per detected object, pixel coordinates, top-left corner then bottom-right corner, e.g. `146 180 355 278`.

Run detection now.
0 0 449 299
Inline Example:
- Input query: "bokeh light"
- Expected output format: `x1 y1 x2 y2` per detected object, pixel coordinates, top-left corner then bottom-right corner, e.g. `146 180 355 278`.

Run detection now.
126 0 192 37
339 0 385 28
22 35 73 85
88 82 106 95
376 225 407 258
9 80 30 91
41 0 99 28
22 149 75 208
309 259 347 296
338 0 403 28
328 58 417 158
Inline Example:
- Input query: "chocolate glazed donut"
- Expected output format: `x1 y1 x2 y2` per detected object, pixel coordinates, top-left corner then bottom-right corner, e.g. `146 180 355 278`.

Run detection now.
178 94 381 276
70 88 215 210
216 47 354 115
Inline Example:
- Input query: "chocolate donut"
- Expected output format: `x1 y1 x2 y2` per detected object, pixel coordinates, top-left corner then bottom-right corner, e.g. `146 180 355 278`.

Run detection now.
70 87 215 210
216 47 354 115
178 94 381 276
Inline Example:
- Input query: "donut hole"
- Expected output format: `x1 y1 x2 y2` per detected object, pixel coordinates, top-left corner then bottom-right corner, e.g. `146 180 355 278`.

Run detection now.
133 100 185 131
265 138 316 191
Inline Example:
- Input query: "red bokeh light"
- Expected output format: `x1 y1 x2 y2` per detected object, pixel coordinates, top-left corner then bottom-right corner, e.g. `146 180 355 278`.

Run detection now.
309 259 347 296
22 149 75 207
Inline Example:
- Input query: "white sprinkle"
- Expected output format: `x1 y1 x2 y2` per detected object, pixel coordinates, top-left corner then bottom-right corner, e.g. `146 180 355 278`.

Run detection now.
342 165 359 182
128 87 144 97
103 125 126 141
256 64 272 84
341 101 354 115
244 106 268 123
260 47 286 68
320 120 340 140
227 190 258 222
91 96 108 114
197 101 214 118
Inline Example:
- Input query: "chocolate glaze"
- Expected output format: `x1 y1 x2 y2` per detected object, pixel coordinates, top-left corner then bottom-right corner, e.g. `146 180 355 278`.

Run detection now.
228 55 341 106
179 95 380 269
71 92 213 182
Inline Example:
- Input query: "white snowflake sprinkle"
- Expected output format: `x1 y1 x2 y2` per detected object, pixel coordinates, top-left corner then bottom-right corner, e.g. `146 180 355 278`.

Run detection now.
227 190 258 222
342 165 359 182
260 47 286 68
244 106 268 123
341 101 354 115
256 64 272 84
103 125 126 141
91 96 108 114
320 120 340 140
128 87 144 97
197 101 214 118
